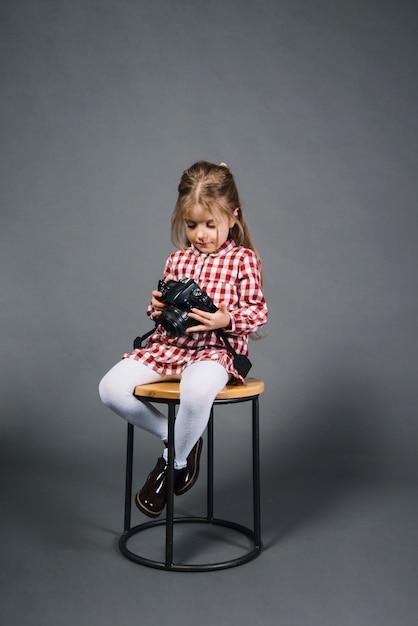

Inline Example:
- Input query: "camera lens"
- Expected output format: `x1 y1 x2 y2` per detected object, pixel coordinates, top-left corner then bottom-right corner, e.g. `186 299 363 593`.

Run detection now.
159 307 190 337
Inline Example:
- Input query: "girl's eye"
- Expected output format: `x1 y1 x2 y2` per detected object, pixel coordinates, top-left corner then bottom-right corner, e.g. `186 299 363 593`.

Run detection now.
184 221 216 229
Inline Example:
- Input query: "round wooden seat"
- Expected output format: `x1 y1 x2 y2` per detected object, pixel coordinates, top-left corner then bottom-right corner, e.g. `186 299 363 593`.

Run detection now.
133 377 264 401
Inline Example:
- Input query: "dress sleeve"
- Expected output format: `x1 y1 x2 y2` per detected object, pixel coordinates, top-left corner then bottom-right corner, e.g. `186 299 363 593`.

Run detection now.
227 250 268 336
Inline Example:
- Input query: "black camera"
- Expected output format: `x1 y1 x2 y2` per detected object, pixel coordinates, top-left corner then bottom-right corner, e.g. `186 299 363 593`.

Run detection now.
157 277 218 337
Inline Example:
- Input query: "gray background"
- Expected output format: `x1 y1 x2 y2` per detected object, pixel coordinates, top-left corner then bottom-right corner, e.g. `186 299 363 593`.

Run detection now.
1 1 418 625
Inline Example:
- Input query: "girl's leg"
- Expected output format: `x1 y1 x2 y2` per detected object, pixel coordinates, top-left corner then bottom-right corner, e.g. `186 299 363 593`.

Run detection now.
174 360 229 468
135 360 229 517
98 358 169 441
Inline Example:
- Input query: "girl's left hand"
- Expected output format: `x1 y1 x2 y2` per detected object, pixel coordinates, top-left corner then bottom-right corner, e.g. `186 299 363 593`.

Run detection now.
186 302 231 332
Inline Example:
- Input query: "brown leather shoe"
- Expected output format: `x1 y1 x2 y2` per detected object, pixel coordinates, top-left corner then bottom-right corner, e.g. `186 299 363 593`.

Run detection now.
135 456 168 518
174 437 203 496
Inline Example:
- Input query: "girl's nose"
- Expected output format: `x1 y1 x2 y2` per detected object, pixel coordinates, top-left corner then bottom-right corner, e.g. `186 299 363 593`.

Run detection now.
196 227 207 241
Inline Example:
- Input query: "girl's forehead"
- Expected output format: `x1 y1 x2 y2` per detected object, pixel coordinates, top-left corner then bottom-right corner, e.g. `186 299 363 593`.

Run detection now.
184 204 218 221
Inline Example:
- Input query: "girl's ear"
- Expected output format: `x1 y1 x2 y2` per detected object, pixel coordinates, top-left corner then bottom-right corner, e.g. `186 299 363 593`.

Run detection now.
229 207 239 228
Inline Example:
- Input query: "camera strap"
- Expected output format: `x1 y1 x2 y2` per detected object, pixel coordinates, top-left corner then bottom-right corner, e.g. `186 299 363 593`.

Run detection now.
133 327 157 349
216 330 252 378
133 326 252 378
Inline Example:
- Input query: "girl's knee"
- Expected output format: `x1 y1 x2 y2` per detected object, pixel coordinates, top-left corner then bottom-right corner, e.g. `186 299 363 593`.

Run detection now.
98 373 130 408
98 374 113 407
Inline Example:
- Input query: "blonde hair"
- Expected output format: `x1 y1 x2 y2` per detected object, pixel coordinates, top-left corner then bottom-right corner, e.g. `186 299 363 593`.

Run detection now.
171 161 261 268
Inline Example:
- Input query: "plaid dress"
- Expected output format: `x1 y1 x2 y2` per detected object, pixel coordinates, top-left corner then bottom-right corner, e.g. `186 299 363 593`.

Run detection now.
123 239 268 382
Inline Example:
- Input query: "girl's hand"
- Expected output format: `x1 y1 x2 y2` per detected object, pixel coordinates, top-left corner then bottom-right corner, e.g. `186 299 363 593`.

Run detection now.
151 275 173 318
151 290 167 318
186 302 231 332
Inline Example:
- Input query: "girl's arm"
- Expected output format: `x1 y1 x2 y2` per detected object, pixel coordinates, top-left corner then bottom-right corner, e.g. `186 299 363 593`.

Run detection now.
187 250 268 335
225 251 268 336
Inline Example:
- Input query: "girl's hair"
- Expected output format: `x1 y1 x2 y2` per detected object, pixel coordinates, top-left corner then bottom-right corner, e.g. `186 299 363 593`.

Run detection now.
171 161 261 267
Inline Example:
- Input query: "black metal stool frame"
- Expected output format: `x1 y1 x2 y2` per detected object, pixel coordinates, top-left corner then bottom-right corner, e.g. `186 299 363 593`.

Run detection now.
118 392 262 572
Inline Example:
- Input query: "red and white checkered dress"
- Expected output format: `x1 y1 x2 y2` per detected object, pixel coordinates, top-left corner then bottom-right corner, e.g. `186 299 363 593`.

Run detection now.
123 239 268 382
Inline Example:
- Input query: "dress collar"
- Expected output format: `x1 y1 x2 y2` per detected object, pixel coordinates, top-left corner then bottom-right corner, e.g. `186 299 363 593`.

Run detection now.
190 239 236 258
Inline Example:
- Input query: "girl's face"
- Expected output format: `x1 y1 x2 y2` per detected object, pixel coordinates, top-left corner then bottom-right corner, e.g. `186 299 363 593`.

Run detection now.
184 205 238 254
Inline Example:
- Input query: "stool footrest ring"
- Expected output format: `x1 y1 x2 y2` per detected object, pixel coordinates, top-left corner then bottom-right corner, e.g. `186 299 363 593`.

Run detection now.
118 517 262 572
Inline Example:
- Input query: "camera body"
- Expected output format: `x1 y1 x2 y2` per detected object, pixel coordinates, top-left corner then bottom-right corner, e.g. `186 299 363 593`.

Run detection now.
157 277 218 337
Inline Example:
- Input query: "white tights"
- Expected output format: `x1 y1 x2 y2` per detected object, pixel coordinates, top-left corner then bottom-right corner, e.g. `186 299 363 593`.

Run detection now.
99 358 229 468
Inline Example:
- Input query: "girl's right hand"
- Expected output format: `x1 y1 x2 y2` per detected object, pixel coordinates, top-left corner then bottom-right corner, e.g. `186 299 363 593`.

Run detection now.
151 275 172 317
151 290 167 318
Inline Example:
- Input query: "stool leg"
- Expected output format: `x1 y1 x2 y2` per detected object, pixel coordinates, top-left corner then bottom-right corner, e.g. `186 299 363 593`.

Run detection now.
124 423 134 532
165 401 176 568
207 407 214 521
252 396 262 548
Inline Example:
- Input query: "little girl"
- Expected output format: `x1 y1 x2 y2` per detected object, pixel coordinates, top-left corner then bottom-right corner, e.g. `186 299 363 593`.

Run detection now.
99 161 268 518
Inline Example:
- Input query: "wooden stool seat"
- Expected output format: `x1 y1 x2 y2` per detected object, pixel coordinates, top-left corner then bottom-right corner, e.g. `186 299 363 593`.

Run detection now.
133 377 264 401
119 377 265 572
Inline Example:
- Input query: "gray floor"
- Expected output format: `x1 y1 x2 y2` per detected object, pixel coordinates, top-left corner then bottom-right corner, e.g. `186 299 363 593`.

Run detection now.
2 431 417 626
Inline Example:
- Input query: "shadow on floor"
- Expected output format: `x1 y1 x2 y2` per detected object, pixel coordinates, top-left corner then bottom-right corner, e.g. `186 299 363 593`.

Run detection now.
176 371 387 551
259 374 385 547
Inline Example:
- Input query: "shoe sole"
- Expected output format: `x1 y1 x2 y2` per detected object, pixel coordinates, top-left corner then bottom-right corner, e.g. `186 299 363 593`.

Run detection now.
134 491 164 518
